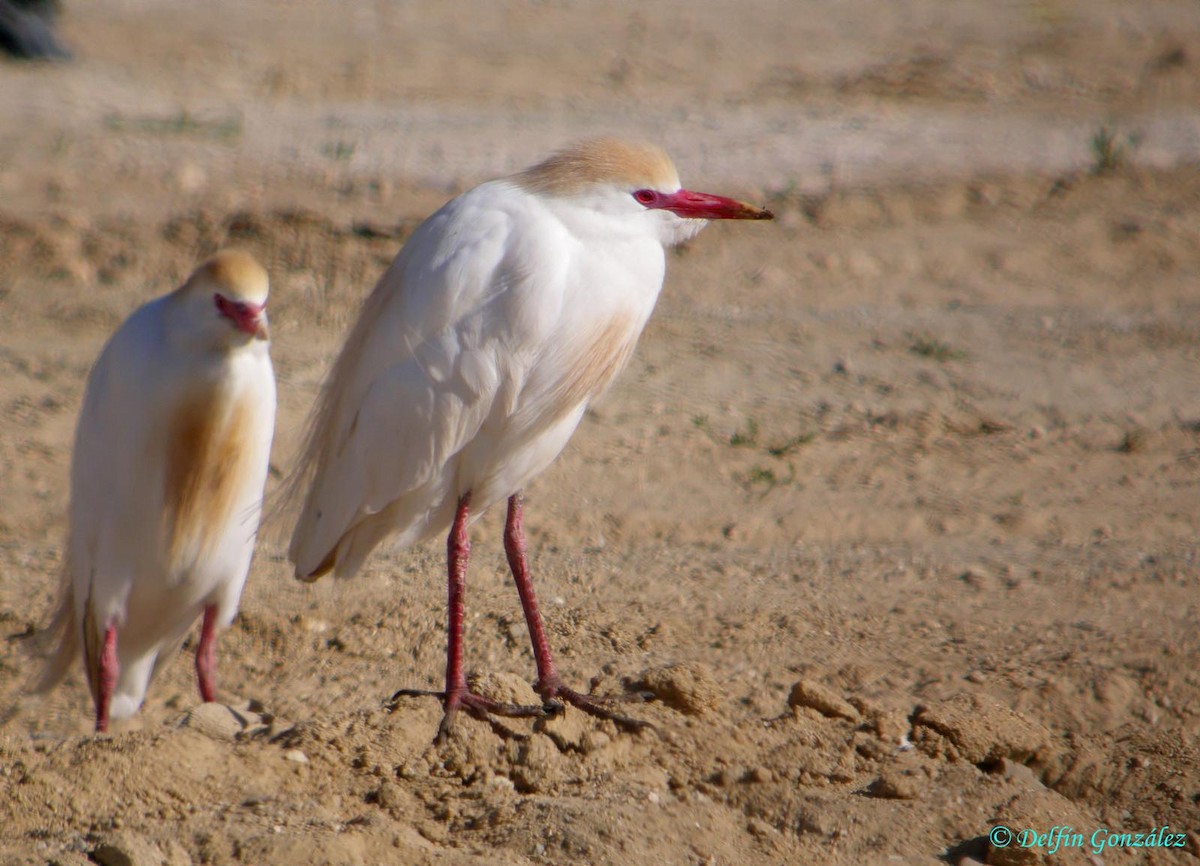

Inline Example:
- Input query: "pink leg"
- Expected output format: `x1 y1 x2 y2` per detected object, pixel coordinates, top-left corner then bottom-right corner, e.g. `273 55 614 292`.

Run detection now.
504 494 651 732
195 604 219 704
503 493 558 690
392 493 547 741
443 493 471 703
95 625 118 733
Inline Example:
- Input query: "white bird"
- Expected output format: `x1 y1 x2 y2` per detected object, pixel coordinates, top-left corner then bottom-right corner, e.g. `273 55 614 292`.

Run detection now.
38 250 277 732
288 138 771 737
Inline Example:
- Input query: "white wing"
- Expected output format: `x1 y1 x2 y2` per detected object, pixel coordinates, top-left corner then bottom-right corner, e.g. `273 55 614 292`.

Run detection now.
290 182 545 574
67 302 169 628
290 178 664 580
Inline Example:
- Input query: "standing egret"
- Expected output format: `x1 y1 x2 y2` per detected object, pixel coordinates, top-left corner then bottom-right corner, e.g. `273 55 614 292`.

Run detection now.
39 251 276 732
289 139 772 738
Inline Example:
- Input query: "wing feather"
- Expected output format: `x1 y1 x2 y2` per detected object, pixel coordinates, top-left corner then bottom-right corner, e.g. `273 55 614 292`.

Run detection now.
288 182 565 578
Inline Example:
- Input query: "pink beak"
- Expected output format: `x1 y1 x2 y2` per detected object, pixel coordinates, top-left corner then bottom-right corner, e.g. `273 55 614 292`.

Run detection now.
654 189 773 221
214 294 269 340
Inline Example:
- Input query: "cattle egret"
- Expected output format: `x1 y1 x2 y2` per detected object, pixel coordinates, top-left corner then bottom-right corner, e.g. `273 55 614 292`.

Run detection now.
38 251 277 732
289 138 772 738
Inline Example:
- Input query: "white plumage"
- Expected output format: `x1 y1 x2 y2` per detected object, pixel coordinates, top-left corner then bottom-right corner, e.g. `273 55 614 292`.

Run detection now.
39 250 277 732
289 138 771 737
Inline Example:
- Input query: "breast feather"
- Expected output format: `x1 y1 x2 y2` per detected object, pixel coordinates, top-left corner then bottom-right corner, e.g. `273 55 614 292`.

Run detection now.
162 386 261 569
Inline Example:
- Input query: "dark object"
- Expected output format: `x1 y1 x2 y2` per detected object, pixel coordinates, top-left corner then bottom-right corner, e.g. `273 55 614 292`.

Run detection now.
0 0 70 61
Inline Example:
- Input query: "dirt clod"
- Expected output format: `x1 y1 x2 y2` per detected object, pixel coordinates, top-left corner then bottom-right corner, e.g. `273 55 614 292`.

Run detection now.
787 679 861 721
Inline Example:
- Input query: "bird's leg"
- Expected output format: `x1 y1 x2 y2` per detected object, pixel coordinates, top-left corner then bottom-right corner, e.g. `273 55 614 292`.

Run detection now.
391 493 548 741
95 624 118 733
503 494 653 733
443 492 472 709
503 494 559 691
195 604 219 704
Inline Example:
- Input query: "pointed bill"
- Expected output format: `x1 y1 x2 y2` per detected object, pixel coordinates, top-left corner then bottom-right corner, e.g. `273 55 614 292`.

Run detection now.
655 189 773 220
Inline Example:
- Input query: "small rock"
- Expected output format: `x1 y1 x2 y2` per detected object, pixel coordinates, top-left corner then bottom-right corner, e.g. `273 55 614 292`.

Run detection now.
178 700 273 740
283 749 309 764
299 616 329 633
795 805 837 836
867 708 912 745
91 833 166 866
712 766 745 787
866 766 926 799
629 662 722 715
373 779 403 810
748 766 773 784
179 703 243 740
467 671 539 706
994 756 1039 787
787 679 860 721
913 694 1049 765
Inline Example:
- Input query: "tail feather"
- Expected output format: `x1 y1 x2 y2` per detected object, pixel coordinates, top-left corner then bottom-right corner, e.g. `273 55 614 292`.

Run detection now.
297 543 338 583
292 513 376 580
276 268 401 577
80 584 103 705
30 575 79 695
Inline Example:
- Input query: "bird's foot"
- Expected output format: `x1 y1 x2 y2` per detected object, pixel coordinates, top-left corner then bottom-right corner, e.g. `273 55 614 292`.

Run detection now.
389 685 553 743
536 679 657 735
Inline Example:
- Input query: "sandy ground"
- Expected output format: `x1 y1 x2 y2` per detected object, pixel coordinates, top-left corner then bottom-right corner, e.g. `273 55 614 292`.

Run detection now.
2 2 1200 864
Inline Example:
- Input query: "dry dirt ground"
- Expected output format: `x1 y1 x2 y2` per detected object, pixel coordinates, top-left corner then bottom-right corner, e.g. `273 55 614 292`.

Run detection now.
2 2 1200 865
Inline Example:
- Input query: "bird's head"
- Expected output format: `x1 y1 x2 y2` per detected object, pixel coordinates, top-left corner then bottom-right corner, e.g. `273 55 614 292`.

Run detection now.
516 138 773 247
175 250 271 347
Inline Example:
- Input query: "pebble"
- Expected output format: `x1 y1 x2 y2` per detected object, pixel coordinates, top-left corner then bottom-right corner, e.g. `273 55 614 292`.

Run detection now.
787 679 860 721
749 766 773 784
867 767 926 799
91 832 188 866
995 756 1039 787
374 779 403 809
913 694 1049 764
179 703 243 741
631 662 722 715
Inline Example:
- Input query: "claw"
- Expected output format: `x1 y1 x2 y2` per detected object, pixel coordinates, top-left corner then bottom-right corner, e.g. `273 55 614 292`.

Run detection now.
539 683 658 735
389 685 552 743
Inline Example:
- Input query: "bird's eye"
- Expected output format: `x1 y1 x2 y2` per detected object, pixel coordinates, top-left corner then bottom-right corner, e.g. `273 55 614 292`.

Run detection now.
633 189 657 206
